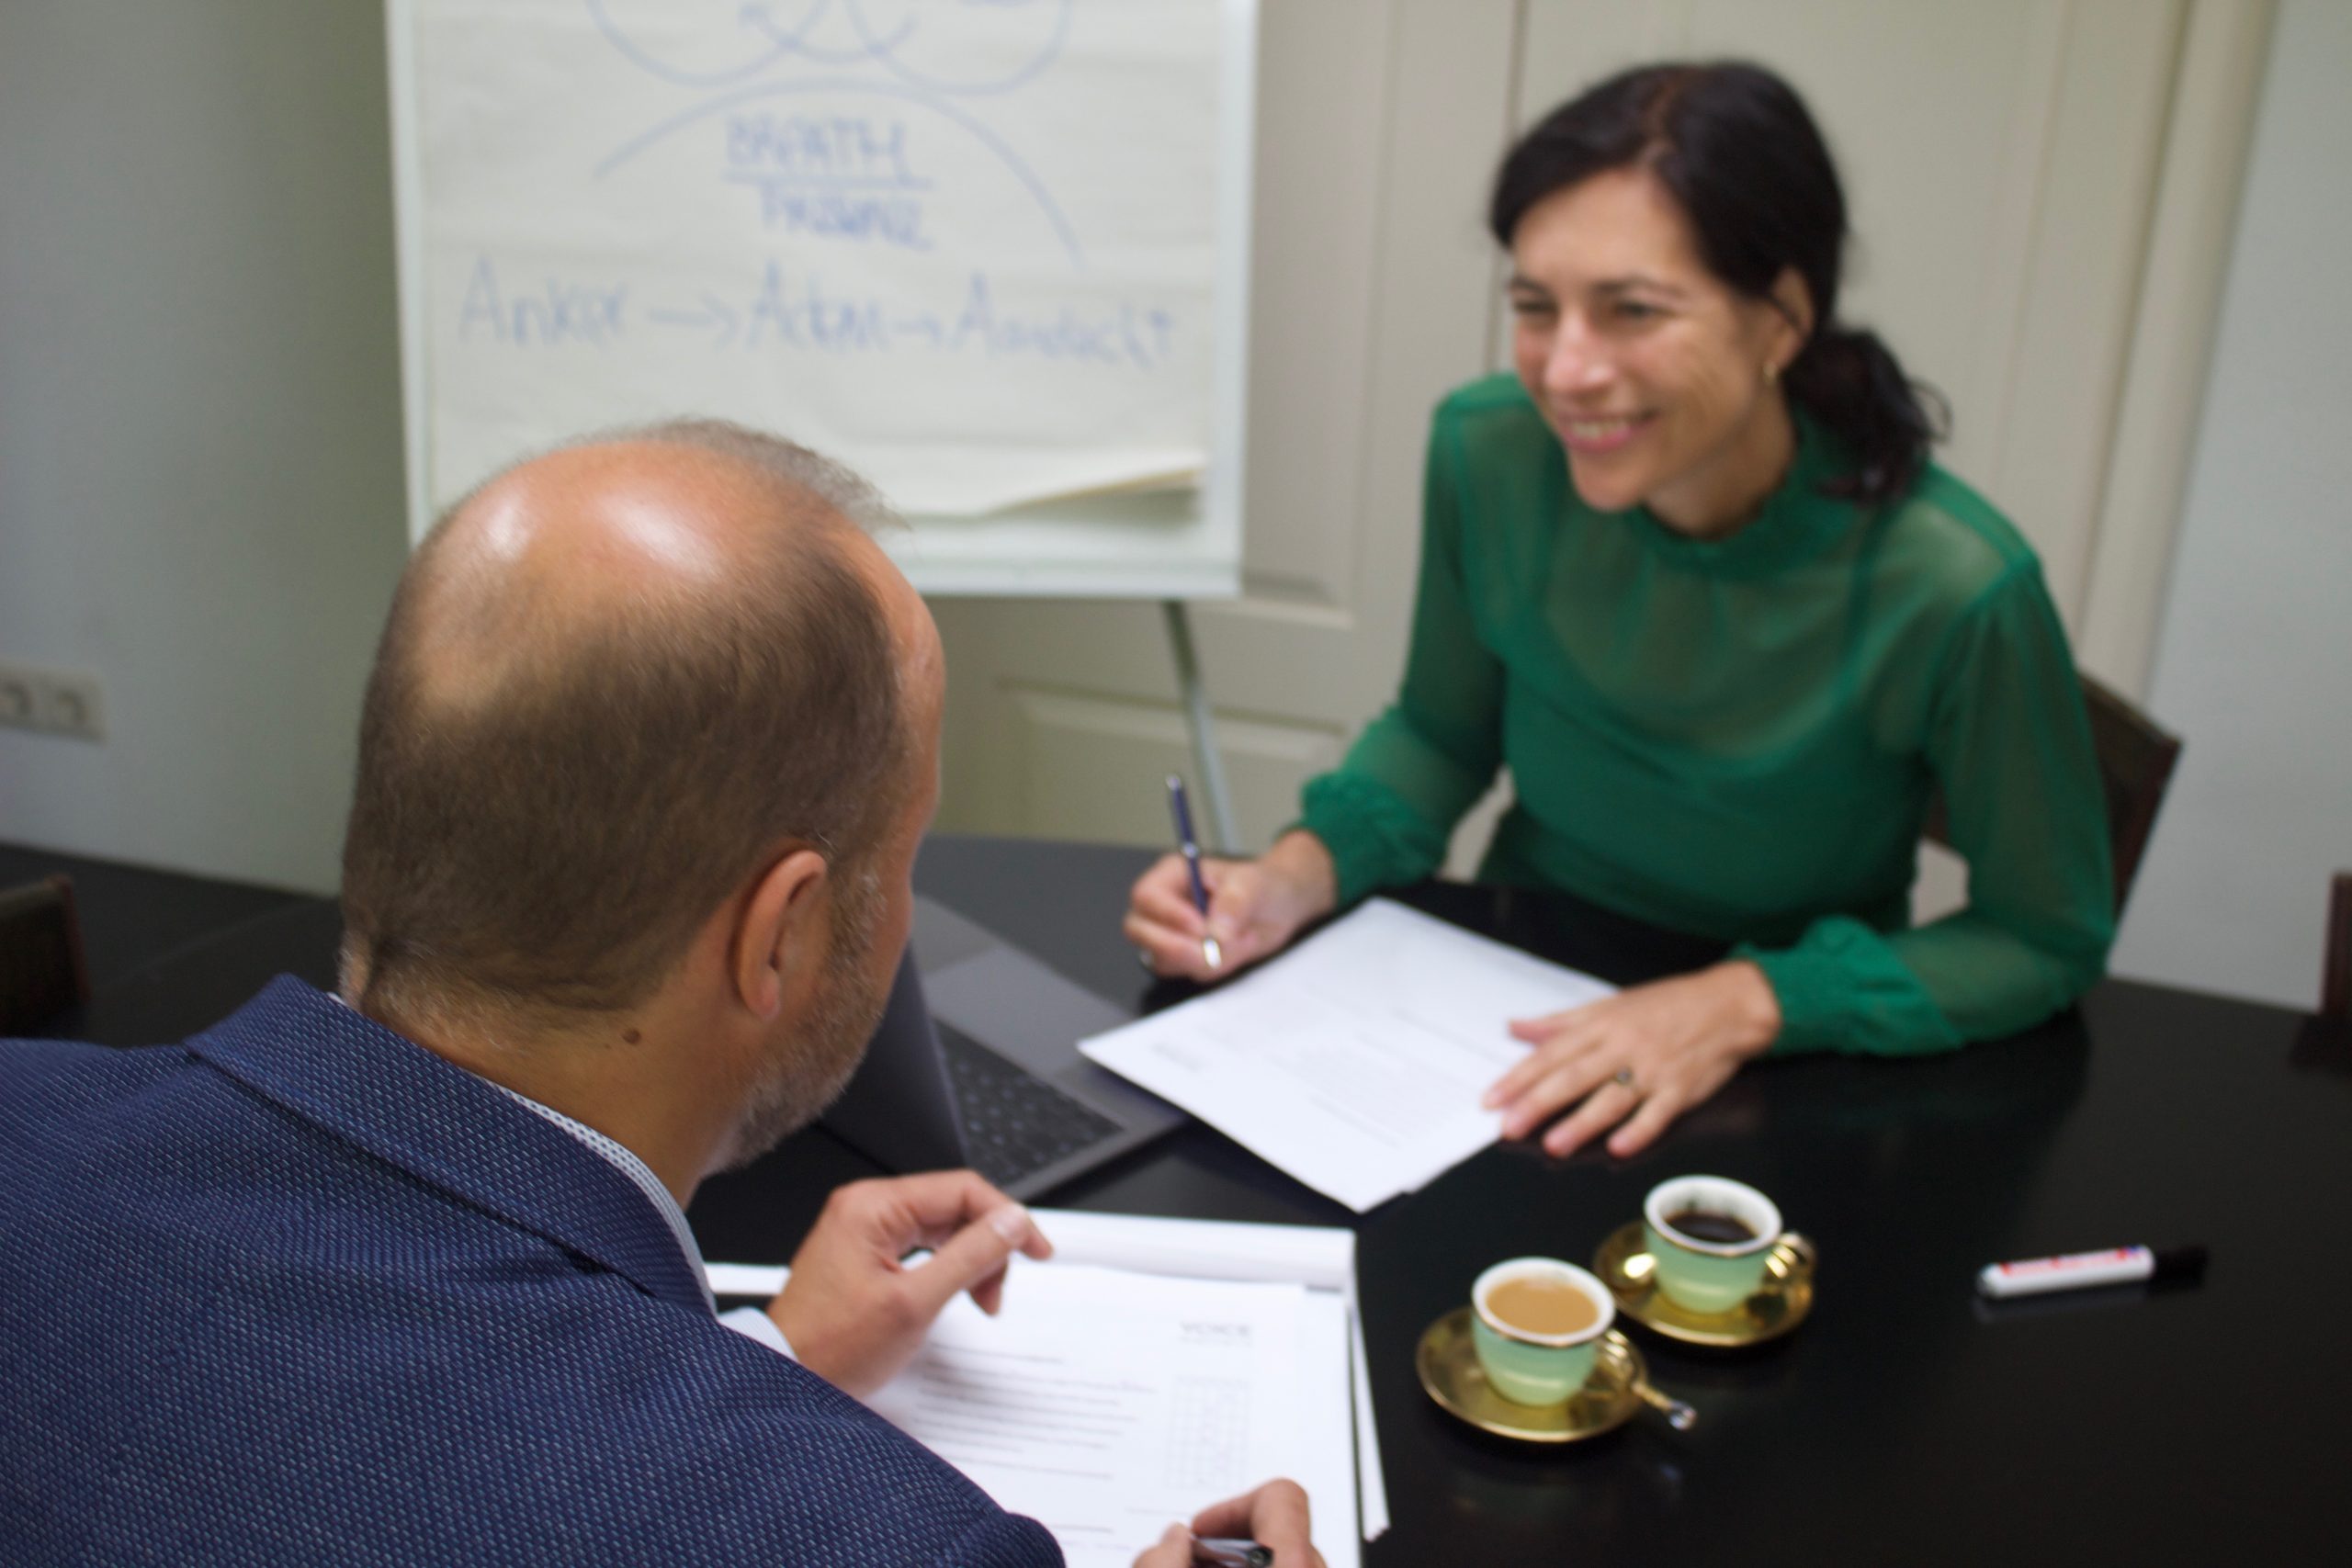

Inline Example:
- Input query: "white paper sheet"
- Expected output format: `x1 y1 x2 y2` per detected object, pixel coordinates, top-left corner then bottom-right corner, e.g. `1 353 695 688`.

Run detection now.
1346 1294 1388 1540
1006 1210 1385 1540
864 1264 1355 1568
1027 1208 1352 1288
710 1210 1379 1551
705 1260 789 1298
1080 898 1619 1212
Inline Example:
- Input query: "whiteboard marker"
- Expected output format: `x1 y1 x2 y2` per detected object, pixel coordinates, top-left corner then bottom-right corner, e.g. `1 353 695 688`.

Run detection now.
1975 1244 2207 1299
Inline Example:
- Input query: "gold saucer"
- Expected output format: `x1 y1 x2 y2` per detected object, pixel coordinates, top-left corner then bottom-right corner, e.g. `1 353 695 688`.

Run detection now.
1592 1220 1816 1347
1416 1310 1694 1441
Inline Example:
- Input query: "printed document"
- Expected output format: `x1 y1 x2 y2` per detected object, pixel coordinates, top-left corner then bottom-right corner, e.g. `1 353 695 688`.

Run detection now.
1079 898 1618 1211
713 1213 1374 1562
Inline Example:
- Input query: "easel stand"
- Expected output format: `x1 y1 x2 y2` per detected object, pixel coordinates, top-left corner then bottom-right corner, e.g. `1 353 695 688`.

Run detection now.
1160 600 1239 854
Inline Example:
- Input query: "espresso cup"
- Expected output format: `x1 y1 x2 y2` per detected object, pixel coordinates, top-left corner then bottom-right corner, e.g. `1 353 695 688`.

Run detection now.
1469 1257 1615 1405
1642 1175 1786 1314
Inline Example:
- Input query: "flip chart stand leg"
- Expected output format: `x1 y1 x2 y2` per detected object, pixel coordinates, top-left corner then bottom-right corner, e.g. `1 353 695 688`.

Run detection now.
1161 599 1240 854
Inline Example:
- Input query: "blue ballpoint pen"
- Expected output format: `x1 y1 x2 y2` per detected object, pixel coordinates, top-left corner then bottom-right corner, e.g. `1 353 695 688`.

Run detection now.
1164 773 1223 971
1189 1537 1272 1568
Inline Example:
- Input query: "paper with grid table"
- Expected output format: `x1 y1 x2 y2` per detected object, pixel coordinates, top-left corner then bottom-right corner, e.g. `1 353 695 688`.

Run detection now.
712 1211 1378 1562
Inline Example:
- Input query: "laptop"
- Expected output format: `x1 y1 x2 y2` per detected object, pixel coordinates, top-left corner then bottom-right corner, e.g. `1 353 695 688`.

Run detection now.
820 895 1183 1200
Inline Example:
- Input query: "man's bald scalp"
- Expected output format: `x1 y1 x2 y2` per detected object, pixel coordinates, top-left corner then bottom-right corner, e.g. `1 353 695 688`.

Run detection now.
339 422 909 1032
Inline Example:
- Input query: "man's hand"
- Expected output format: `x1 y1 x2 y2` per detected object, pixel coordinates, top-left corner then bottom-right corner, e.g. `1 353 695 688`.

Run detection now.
1131 1479 1323 1568
1124 830 1337 982
768 1171 1052 1398
1483 962 1782 1160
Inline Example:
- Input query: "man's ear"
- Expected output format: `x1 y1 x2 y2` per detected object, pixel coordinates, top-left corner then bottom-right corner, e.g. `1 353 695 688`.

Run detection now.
732 848 831 1020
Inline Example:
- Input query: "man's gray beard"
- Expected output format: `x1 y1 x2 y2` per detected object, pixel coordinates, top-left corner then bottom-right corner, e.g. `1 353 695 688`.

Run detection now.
718 861 892 1171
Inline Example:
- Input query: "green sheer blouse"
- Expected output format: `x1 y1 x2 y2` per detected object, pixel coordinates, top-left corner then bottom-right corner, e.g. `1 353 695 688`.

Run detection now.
1297 374 2115 1056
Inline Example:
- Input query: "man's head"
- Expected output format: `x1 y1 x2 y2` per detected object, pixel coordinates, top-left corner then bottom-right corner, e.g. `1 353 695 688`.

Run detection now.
339 421 943 1167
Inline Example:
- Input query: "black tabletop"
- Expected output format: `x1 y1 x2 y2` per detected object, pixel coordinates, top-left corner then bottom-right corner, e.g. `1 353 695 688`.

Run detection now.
717 837 2352 1566
31 834 2352 1564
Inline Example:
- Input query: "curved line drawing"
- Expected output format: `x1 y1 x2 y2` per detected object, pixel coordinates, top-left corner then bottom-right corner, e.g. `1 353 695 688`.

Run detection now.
741 1 917 69
594 77 1084 268
587 1 914 90
842 0 1071 99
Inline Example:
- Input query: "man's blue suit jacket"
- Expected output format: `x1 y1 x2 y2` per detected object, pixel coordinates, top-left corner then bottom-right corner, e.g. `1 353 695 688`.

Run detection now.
0 976 1062 1565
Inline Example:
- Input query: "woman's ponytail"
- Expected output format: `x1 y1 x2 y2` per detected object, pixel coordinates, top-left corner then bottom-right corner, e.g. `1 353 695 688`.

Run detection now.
1783 326 1948 506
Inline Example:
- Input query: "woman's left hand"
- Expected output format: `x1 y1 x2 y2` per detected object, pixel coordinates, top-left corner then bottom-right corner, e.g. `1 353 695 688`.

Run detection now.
1483 962 1783 1159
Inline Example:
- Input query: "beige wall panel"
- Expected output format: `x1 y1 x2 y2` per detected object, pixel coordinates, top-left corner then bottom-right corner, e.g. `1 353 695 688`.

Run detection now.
2079 0 2276 694
1007 688 1344 849
1228 0 1397 611
1205 0 1522 722
1983 0 2183 619
1512 0 1687 89
1679 0 2058 471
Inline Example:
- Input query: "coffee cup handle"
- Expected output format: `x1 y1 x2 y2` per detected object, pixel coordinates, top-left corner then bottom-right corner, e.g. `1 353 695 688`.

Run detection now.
1776 1231 1817 1271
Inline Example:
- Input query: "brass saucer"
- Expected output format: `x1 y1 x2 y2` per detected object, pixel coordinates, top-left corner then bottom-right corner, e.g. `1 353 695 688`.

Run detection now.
1416 1310 1694 1441
1592 1220 1816 1348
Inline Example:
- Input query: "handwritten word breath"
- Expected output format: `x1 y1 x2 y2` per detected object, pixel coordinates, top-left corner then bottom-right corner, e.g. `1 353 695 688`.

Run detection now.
724 112 934 251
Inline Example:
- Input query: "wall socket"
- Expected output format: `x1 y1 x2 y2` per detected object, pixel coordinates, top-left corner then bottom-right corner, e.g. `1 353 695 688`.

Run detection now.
0 660 107 741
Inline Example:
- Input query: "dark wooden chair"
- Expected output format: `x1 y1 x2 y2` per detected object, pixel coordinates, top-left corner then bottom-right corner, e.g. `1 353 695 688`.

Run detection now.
0 875 92 1036
2324 872 2351 1021
1924 671 2182 919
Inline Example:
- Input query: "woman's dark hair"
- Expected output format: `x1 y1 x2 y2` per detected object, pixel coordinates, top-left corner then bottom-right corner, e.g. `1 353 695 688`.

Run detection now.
1490 62 1946 505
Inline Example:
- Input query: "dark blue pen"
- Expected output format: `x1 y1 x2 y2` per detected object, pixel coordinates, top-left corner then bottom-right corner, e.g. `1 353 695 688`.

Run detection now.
1165 773 1223 971
1190 1537 1272 1568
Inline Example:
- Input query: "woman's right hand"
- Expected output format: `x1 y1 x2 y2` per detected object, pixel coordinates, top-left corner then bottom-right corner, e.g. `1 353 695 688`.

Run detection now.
1123 830 1338 982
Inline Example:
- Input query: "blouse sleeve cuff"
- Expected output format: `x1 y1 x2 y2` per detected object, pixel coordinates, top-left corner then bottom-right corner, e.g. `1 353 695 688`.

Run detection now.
1296 771 1449 907
1736 942 1841 1056
1736 918 1965 1058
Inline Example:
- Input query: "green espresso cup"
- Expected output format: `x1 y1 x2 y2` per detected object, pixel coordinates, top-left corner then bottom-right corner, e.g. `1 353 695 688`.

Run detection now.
1642 1175 1786 1314
1469 1258 1615 1405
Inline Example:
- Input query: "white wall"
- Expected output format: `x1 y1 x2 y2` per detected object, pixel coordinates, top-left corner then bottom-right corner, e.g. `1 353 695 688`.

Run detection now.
2111 0 2352 1010
0 2 411 893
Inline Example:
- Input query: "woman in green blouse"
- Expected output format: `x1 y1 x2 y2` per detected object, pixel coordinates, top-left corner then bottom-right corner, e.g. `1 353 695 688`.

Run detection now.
1125 62 2115 1159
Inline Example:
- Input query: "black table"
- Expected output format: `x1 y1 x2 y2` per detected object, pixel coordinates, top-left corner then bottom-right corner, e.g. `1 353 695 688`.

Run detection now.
24 834 2351 1564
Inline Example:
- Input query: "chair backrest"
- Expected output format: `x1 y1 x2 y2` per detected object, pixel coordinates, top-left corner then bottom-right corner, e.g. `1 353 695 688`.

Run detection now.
1923 671 2182 919
2324 872 2351 1021
0 875 92 1035
2076 672 2184 917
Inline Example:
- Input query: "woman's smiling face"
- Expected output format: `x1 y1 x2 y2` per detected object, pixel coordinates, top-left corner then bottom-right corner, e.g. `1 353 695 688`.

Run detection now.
1507 166 1808 536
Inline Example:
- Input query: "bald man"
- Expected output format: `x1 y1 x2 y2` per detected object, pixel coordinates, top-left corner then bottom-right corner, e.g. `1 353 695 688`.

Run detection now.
0 424 1318 1568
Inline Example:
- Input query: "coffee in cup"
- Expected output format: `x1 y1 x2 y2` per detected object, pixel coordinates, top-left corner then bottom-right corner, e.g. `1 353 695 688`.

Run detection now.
1659 1209 1756 1246
1469 1258 1614 1405
1487 1272 1602 1337
1642 1175 1786 1314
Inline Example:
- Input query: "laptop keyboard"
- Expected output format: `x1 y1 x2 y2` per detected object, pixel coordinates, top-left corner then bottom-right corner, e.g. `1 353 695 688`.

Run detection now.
936 1023 1122 1189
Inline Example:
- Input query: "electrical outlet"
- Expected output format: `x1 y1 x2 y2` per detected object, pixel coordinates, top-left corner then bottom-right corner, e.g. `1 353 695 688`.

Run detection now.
0 667 36 728
0 660 107 741
37 670 106 739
